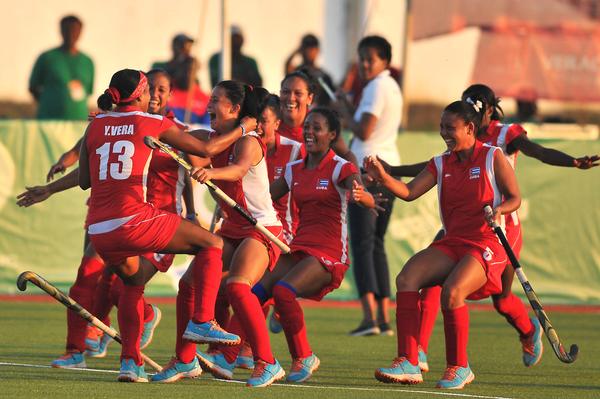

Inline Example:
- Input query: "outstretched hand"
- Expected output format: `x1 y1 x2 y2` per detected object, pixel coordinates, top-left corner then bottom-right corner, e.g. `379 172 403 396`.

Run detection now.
16 186 52 207
573 155 599 169
363 155 388 183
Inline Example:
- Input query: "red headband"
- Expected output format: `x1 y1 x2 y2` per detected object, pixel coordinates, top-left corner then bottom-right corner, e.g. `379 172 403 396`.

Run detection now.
104 71 148 105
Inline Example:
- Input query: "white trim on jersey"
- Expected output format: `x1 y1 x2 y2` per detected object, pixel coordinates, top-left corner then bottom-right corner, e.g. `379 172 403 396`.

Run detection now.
176 165 186 216
142 151 153 203
332 155 350 264
433 155 445 232
284 159 303 190
88 214 136 235
95 110 164 121
485 145 506 229
281 137 303 241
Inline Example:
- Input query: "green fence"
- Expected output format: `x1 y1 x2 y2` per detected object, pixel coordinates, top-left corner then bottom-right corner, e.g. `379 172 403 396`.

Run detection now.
1 120 599 303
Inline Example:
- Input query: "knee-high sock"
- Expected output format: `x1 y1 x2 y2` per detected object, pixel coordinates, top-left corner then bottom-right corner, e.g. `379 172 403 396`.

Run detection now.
273 282 311 359
418 286 442 353
493 293 533 338
66 256 104 352
118 285 145 365
227 282 274 363
219 315 245 363
396 291 420 365
107 276 152 322
92 271 117 326
214 290 231 327
442 305 469 367
176 279 196 363
192 247 223 323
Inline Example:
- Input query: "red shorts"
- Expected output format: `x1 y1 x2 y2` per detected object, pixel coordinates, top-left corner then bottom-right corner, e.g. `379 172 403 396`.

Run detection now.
506 224 522 261
89 204 181 265
430 236 507 300
290 246 349 301
220 222 283 272
141 253 176 272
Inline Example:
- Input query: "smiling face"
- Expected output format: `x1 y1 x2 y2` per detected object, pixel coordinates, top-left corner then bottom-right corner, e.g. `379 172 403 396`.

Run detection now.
358 46 388 81
280 76 313 123
206 86 239 131
257 106 280 142
439 111 476 152
303 112 335 153
147 73 171 115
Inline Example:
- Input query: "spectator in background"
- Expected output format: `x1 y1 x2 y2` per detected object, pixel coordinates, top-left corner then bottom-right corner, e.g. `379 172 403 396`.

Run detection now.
152 34 210 124
209 25 262 87
29 15 94 120
507 87 540 124
284 34 335 106
341 62 401 109
335 35 402 337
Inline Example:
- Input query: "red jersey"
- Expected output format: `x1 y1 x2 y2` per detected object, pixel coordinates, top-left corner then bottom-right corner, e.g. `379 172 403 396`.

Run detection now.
277 122 303 143
145 112 188 214
85 106 175 229
427 141 502 243
266 134 303 242
478 120 526 231
286 149 358 264
210 132 281 237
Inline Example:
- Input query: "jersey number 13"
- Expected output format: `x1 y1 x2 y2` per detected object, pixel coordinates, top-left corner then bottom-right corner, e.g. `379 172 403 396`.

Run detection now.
95 140 135 180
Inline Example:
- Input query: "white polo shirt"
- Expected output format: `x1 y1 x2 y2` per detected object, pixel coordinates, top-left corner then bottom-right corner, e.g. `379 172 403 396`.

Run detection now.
350 69 402 166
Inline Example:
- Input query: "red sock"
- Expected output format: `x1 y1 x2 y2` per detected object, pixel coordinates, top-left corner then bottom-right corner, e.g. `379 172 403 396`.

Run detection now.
92 271 116 326
219 315 244 363
442 305 469 367
192 247 223 323
118 285 145 364
176 279 197 363
215 291 231 327
395 291 420 365
66 256 104 352
419 286 441 353
493 293 533 338
227 282 274 363
143 300 154 323
273 283 311 359
109 277 124 307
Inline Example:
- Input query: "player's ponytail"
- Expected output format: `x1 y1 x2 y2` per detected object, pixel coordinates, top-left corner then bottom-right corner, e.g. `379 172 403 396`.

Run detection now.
216 80 262 124
97 69 147 111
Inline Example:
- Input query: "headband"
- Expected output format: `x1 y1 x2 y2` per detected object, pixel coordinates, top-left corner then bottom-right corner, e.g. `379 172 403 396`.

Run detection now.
104 71 148 105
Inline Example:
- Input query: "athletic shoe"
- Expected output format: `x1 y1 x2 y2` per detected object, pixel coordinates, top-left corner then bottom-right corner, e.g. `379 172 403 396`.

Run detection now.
436 365 474 389
151 357 202 383
51 352 86 369
268 310 283 334
196 349 235 379
235 341 254 370
286 353 320 383
85 325 102 352
521 317 544 367
374 357 423 384
85 332 114 358
183 320 240 345
349 320 381 337
118 358 149 383
246 359 285 387
379 322 395 336
140 305 162 350
418 346 429 372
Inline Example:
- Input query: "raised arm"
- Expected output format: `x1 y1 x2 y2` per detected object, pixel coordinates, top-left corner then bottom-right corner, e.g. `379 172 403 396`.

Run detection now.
17 168 80 207
364 156 435 201
47 136 84 182
509 134 599 169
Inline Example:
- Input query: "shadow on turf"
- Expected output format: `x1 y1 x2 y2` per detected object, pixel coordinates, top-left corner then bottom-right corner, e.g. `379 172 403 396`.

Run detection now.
476 380 600 392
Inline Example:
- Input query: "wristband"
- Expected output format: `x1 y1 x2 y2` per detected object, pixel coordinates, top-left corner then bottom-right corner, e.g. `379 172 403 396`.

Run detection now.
240 124 247 136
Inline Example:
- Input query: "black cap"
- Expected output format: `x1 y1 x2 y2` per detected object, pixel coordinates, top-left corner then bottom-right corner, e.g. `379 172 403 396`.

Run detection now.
173 33 194 44
301 34 319 49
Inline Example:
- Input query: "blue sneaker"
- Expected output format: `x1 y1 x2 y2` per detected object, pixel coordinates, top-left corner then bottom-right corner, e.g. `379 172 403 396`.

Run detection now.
51 352 86 369
118 358 149 382
196 349 236 379
85 326 101 352
235 341 254 370
140 305 162 350
521 317 543 367
374 357 423 384
246 359 285 387
418 346 429 372
151 357 202 383
436 365 474 389
85 333 114 358
183 320 240 345
287 353 320 383
269 310 283 334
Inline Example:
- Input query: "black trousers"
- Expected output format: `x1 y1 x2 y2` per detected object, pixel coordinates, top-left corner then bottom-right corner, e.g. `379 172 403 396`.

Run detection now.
349 185 396 299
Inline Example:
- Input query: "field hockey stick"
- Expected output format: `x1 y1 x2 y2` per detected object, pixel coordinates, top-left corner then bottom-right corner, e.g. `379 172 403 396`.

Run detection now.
16 271 163 371
144 136 290 253
317 76 337 102
209 204 221 233
483 206 578 364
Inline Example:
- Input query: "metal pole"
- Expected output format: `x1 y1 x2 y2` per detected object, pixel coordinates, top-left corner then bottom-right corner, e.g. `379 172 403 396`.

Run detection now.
219 0 231 82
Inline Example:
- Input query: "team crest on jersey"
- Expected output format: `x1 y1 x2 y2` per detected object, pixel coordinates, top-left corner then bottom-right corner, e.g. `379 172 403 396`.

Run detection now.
316 179 329 190
469 167 481 180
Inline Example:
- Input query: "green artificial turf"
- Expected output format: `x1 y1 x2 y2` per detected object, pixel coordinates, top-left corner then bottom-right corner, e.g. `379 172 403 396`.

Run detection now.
0 302 598 398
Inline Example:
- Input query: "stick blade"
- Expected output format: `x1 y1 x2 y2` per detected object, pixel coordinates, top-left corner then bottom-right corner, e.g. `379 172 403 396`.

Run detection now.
144 136 158 149
16 271 35 291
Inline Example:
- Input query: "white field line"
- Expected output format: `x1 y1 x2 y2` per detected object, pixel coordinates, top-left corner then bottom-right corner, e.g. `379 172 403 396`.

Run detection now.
0 362 517 399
